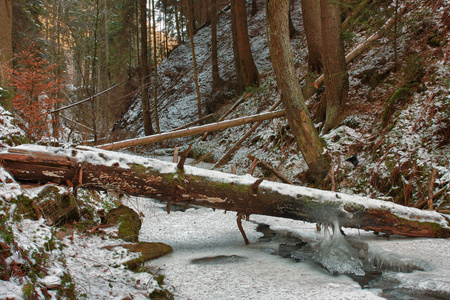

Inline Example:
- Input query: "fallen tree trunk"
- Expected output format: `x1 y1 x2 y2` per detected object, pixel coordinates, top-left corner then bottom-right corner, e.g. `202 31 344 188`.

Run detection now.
97 110 286 150
1 145 449 238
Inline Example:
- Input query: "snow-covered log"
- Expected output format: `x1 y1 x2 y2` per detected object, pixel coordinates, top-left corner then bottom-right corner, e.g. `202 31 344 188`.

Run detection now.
1 145 450 238
97 110 286 150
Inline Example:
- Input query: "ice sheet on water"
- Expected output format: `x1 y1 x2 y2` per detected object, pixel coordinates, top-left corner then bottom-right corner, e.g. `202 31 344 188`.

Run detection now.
314 220 365 276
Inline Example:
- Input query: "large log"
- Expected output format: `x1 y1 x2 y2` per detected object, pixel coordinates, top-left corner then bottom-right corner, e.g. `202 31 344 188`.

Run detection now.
1 145 450 238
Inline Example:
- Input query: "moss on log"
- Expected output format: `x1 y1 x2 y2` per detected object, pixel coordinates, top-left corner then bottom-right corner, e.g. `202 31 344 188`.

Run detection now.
1 145 449 238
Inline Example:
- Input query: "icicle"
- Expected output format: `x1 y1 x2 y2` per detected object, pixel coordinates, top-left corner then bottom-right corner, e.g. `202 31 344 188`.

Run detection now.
314 219 365 276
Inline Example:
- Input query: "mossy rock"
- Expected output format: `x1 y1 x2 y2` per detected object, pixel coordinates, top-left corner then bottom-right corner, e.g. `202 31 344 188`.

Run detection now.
12 185 80 224
105 205 141 242
12 194 40 221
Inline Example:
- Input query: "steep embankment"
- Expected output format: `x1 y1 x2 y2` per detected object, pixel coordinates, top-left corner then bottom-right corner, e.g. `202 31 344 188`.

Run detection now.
114 0 450 210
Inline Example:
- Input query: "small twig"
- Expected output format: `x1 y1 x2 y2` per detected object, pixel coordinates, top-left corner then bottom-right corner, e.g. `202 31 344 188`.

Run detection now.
371 144 394 184
192 150 213 165
428 168 437 210
247 157 258 175
330 164 336 192
173 147 179 163
250 178 264 193
89 224 107 234
275 142 295 171
248 155 293 184
167 201 171 214
177 144 193 170
236 212 249 245
412 93 434 132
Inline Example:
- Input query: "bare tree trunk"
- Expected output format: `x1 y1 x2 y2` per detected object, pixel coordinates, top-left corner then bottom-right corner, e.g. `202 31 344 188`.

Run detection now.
135 0 140 67
233 0 259 88
103 0 112 89
320 0 349 133
288 0 298 38
0 0 13 91
231 0 245 95
268 0 331 182
175 1 182 45
210 0 223 91
91 0 101 145
151 0 160 132
301 0 323 100
187 0 203 120
251 0 257 17
141 0 154 135
2 145 450 238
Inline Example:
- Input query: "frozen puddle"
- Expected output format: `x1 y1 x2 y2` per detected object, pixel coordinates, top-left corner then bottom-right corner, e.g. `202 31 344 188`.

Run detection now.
131 198 450 300
253 222 445 300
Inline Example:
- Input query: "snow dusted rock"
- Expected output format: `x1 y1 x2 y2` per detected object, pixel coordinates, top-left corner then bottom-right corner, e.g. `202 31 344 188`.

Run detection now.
102 242 173 270
38 275 61 289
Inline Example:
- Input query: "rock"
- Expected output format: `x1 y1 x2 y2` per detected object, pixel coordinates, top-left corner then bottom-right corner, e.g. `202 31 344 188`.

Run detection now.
105 205 141 242
38 275 61 289
103 242 173 270
54 228 75 240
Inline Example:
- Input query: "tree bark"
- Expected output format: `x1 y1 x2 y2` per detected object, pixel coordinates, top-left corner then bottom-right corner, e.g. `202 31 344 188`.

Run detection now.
301 0 323 100
288 0 298 38
175 1 182 45
231 0 245 94
0 0 13 89
2 145 450 238
268 0 331 182
232 0 259 89
320 0 349 133
151 0 161 133
210 0 223 91
251 0 257 17
187 0 203 120
141 0 154 136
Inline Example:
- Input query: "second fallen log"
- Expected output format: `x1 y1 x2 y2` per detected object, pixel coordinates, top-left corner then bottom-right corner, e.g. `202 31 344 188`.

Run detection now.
97 110 286 150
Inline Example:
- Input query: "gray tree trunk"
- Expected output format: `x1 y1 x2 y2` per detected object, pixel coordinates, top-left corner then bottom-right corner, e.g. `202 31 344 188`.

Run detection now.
320 0 349 133
232 0 259 88
268 0 331 182
141 0 154 135
301 0 323 100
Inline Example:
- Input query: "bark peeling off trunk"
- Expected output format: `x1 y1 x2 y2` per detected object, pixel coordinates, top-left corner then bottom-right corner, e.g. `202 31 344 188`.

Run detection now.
1 145 450 238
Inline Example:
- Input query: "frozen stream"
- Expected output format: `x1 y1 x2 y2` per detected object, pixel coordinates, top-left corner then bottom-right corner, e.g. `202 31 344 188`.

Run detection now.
127 197 450 300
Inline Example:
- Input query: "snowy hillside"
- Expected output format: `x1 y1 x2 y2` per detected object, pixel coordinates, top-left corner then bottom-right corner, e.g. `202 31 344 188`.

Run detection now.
114 0 450 209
